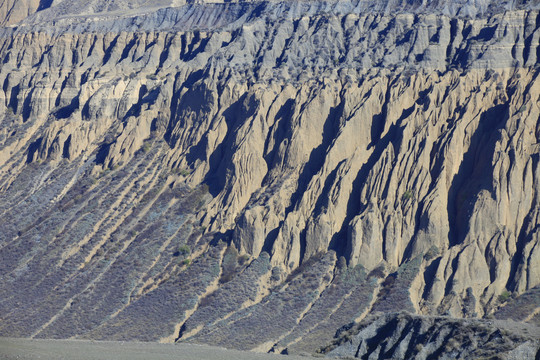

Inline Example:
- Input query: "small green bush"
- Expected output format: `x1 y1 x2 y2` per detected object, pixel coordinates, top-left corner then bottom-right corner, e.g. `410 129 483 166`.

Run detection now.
402 190 413 201
142 142 151 153
179 169 190 176
498 290 511 303
177 245 191 256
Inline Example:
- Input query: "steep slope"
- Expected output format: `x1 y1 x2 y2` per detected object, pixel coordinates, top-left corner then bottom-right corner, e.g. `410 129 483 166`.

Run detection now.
0 0 539 357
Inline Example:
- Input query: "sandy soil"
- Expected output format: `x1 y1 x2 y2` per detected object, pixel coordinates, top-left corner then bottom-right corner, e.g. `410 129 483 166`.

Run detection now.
0 338 318 360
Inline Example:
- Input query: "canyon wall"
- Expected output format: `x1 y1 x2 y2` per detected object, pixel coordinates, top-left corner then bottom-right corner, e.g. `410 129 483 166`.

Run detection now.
0 0 539 358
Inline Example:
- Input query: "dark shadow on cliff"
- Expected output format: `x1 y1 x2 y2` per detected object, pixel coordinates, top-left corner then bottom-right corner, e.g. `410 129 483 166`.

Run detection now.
203 94 258 197
285 98 345 215
446 103 508 247
165 69 205 147
37 0 54 11
286 98 345 263
335 105 408 261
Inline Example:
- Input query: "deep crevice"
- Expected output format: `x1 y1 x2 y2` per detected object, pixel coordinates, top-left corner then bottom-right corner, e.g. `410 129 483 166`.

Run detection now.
285 97 346 215
447 103 509 247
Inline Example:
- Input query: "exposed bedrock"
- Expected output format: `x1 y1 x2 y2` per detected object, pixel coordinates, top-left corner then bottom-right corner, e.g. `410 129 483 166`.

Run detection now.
323 312 540 359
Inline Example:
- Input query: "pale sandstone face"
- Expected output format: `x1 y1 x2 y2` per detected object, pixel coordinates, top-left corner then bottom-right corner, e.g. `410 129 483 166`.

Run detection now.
0 0 41 27
0 0 539 358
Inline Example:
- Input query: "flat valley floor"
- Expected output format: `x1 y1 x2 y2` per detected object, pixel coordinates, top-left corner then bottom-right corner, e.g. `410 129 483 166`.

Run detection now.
0 338 316 360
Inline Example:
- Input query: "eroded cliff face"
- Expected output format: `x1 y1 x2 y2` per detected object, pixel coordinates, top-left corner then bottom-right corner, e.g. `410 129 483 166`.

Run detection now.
0 0 539 358
0 0 44 27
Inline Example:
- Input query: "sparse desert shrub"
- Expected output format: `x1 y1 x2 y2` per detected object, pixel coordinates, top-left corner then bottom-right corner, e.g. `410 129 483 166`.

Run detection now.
142 142 151 153
402 190 413 201
367 265 386 279
174 245 190 257
180 244 191 254
238 254 250 265
182 258 191 266
498 290 511 303
171 168 190 176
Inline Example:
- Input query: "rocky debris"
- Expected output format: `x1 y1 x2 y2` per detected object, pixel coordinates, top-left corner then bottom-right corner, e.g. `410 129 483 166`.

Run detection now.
322 312 540 360
0 0 539 357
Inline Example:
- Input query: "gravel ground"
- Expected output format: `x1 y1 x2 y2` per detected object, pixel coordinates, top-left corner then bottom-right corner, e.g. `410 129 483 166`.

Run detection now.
0 338 318 360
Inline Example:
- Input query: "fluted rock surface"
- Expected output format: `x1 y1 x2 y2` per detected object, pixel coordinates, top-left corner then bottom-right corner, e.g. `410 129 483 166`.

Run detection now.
0 0 539 357
0 0 44 27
